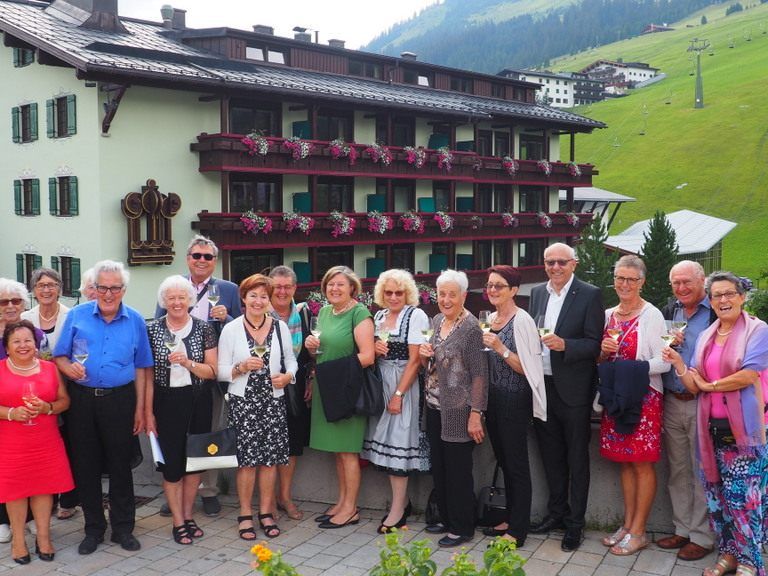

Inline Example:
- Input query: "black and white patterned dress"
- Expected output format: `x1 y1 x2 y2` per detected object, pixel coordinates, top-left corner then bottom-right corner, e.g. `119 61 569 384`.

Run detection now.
228 323 289 467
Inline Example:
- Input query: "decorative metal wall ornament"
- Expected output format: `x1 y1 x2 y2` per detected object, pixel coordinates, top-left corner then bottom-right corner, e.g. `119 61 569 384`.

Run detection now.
121 179 181 265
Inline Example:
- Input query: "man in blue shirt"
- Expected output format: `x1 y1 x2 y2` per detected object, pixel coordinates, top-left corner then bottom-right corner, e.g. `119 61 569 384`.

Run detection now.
54 260 153 555
657 261 716 561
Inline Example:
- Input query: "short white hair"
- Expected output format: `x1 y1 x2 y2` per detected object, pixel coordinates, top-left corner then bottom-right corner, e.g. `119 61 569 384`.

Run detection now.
157 275 196 309
93 260 130 287
544 242 578 261
79 267 95 293
436 269 468 293
0 278 30 307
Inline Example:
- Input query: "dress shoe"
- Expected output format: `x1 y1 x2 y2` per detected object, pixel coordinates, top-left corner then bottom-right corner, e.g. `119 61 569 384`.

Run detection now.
13 553 31 565
529 516 566 534
656 534 689 549
110 532 141 551
425 523 448 534
35 541 55 561
378 501 412 534
677 541 713 561
201 496 221 517
561 528 585 552
438 534 472 548
482 526 507 537
78 534 104 555
318 510 360 529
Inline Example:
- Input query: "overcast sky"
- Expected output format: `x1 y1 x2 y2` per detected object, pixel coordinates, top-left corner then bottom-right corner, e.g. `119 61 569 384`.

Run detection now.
119 0 440 50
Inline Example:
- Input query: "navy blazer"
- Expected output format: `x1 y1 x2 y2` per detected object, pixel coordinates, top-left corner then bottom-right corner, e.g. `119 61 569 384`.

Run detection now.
529 276 604 407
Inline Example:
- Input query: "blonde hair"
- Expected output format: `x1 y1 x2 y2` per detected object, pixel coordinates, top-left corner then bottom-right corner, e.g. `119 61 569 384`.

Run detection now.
320 266 361 299
373 269 419 307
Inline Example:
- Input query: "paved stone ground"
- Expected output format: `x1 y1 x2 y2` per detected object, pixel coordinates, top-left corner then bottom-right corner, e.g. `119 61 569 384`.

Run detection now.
0 485 743 575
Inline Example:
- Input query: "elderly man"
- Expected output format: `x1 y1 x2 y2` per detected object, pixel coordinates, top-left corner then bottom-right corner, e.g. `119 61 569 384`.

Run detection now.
529 243 604 551
54 260 153 555
656 261 715 560
156 235 241 517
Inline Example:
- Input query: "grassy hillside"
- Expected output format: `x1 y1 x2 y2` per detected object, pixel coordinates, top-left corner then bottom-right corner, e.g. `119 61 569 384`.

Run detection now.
555 4 768 281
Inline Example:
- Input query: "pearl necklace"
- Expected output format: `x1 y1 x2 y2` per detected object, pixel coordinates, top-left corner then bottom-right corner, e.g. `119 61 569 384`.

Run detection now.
331 300 355 315
7 358 39 372
716 327 733 337
38 303 60 323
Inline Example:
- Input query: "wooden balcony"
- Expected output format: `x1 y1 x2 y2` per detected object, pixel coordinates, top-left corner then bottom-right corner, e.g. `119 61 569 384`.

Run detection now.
192 210 590 251
191 134 596 187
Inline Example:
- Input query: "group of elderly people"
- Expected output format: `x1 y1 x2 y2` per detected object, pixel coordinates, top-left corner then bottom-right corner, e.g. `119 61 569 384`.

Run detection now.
0 236 766 574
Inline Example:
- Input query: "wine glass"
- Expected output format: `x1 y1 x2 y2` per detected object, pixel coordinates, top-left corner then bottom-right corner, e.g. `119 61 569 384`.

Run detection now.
22 380 38 427
661 321 676 347
420 327 434 344
671 308 687 339
207 284 220 318
478 310 492 351
536 315 551 338
163 331 180 367
73 338 89 383
252 342 268 374
310 317 323 356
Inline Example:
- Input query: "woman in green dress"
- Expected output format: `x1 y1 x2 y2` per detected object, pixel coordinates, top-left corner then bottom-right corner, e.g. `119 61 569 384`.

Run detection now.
305 266 375 528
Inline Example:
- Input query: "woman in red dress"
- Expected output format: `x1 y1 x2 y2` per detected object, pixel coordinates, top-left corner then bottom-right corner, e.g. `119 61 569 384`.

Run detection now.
0 320 73 564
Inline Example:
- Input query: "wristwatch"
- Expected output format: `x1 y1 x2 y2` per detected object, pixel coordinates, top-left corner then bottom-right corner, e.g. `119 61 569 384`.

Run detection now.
502 349 511 360
394 390 404 398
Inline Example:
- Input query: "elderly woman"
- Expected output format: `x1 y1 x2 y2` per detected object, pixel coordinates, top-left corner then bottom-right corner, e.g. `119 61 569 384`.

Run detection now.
218 274 297 540
145 275 218 545
419 269 487 547
0 320 73 564
305 266 375 529
663 271 768 576
78 268 97 302
598 255 669 556
21 268 70 358
481 265 545 547
361 269 430 533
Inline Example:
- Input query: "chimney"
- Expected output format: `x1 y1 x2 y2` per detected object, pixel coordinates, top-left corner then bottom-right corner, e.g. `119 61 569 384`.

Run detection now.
160 4 173 28
79 0 128 33
171 7 186 29
253 24 274 35
401 51 417 61
328 39 345 49
294 32 311 42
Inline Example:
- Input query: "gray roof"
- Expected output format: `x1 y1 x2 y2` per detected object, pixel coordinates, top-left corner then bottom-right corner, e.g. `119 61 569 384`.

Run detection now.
559 186 636 203
0 1 605 130
606 209 737 255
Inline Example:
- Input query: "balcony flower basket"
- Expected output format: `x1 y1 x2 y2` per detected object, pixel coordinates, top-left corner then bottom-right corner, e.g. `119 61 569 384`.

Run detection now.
356 291 374 310
566 212 580 227
537 159 552 177
416 282 437 305
241 132 269 156
568 162 582 177
501 212 520 228
472 156 483 171
329 138 358 166
434 211 454 233
501 156 519 176
436 146 453 171
403 146 427 168
306 290 328 316
365 143 393 166
283 212 315 235
329 211 355 238
399 210 425 234
470 215 483 230
367 211 393 235
240 210 273 235
283 136 313 160
537 211 553 229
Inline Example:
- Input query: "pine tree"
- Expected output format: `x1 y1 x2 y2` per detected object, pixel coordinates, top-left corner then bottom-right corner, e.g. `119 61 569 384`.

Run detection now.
640 211 679 308
575 212 618 307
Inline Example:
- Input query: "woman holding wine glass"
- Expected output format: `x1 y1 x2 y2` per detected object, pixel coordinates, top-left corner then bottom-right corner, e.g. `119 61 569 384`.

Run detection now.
0 320 73 564
218 274 297 540
145 276 218 545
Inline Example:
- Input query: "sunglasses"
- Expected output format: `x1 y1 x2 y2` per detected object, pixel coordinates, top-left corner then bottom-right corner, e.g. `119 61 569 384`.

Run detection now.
0 298 23 306
544 258 573 267
384 290 404 297
189 253 215 261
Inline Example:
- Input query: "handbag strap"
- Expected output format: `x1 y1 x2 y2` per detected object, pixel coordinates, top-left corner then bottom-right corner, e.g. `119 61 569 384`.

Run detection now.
492 461 502 487
274 320 286 374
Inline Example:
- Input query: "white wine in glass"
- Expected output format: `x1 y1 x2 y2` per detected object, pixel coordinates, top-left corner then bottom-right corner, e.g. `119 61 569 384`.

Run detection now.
607 328 621 342
672 308 687 336
252 343 268 374
22 380 38 426
661 334 676 347
536 316 551 337
478 310 492 351
378 330 391 343
310 317 323 355
163 331 180 366
72 338 89 382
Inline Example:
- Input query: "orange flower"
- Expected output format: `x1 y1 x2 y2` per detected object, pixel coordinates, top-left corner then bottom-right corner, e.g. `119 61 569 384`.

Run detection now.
251 543 273 563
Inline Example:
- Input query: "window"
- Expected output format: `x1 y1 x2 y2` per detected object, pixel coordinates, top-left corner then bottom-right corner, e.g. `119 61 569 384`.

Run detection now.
433 182 452 212
391 180 414 212
11 103 38 143
494 132 510 157
491 83 506 99
315 246 353 281
230 174 281 213
317 109 353 141
231 250 283 285
316 177 353 212
48 176 79 216
13 47 34 67
229 100 280 136
50 256 81 297
519 186 544 213
519 131 545 160
476 130 492 156
476 184 511 213
403 68 432 87
518 238 545 267
245 44 287 64
375 244 415 272
46 95 76 138
494 239 511 265
13 179 40 216
349 59 382 79
375 116 414 147
16 253 42 287
450 76 473 93
475 241 492 271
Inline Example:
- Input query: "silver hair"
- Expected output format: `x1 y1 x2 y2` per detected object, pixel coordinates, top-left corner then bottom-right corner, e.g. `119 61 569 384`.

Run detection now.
187 235 219 257
93 260 130 287
269 265 297 284
78 267 95 294
615 254 646 278
30 267 62 288
669 260 705 281
705 271 747 296
0 278 31 308
544 242 578 261
157 275 196 309
436 269 468 293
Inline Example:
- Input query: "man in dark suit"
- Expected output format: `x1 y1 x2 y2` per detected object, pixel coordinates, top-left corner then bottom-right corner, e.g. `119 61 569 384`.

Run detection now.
529 242 604 551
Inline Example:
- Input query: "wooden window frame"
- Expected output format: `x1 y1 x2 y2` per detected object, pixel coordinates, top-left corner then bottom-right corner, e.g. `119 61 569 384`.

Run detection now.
11 103 38 143
46 94 76 139
48 176 79 216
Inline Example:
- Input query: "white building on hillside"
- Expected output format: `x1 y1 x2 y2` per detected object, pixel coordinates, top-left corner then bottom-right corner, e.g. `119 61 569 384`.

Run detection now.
498 68 574 108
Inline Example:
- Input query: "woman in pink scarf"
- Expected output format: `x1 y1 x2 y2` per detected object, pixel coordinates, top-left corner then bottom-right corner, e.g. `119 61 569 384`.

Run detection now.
663 271 768 576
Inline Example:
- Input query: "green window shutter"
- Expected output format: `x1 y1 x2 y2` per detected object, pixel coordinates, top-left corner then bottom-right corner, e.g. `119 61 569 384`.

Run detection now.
31 179 41 215
66 94 77 136
12 107 21 143
49 177 58 215
14 180 22 215
30 103 38 141
13 48 20 67
69 176 79 215
16 254 24 282
33 255 42 272
46 99 55 138
50 256 60 272
70 258 81 296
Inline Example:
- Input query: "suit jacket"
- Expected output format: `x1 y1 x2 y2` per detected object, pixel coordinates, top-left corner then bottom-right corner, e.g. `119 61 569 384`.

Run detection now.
529 276 604 407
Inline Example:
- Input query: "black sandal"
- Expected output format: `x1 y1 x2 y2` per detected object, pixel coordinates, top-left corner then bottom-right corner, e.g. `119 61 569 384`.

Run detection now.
237 515 257 541
258 513 281 538
172 524 193 545
184 519 204 538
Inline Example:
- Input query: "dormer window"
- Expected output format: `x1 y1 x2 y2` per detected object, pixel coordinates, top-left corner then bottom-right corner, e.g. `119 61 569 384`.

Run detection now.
246 44 287 64
403 68 432 87
450 76 473 93
349 59 381 80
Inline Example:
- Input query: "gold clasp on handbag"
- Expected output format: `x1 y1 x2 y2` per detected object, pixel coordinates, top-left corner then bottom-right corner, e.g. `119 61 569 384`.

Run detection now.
207 443 219 455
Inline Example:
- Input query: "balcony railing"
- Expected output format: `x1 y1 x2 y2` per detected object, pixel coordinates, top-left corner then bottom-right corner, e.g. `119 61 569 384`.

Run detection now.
192 210 590 250
191 134 596 187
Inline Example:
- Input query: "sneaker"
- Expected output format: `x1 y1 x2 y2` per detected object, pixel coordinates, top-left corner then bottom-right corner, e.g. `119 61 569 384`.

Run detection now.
201 496 221 517
0 524 10 543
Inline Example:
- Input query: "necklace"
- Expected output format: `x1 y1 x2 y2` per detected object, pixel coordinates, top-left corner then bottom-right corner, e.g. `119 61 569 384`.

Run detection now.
244 314 267 331
615 301 643 316
7 358 39 372
332 300 355 316
716 327 733 336
38 303 60 323
166 317 189 332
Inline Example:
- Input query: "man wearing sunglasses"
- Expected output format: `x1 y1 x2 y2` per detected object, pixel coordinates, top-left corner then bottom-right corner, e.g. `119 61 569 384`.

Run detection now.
528 242 604 552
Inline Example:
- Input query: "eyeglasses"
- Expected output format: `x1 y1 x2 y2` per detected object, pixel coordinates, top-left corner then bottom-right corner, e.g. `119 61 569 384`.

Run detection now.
384 290 404 297
189 253 215 261
0 298 23 306
485 283 510 291
95 285 124 295
614 276 642 284
35 282 60 291
710 291 740 301
273 284 295 292
544 259 573 267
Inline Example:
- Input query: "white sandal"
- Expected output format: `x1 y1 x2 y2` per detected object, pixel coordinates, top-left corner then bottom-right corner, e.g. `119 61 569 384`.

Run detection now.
602 526 629 547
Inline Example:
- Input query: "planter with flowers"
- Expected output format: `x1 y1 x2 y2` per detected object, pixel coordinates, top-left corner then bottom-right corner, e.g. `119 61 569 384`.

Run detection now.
356 291 374 311
241 132 270 156
537 211 553 229
501 212 519 228
283 136 313 160
568 162 582 177
472 156 483 171
470 215 483 230
329 211 355 238
501 156 519 176
282 212 315 235
305 291 328 316
329 138 359 166
403 146 427 168
416 283 437 306
240 210 273 236
537 159 552 177
565 212 580 227
436 146 453 171
365 143 393 166
434 211 454 233
367 211 393 235
399 210 425 234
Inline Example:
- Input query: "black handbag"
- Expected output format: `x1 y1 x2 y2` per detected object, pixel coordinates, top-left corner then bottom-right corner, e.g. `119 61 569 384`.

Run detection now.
709 417 735 446
476 462 507 527
424 488 442 526
355 362 385 417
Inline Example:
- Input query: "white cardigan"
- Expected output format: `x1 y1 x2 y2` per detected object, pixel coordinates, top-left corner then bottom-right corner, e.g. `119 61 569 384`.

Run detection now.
512 309 547 422
21 303 71 350
217 316 298 398
604 302 670 393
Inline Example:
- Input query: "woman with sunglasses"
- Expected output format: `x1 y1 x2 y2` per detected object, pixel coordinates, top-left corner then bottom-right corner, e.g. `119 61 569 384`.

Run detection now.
361 269 429 533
